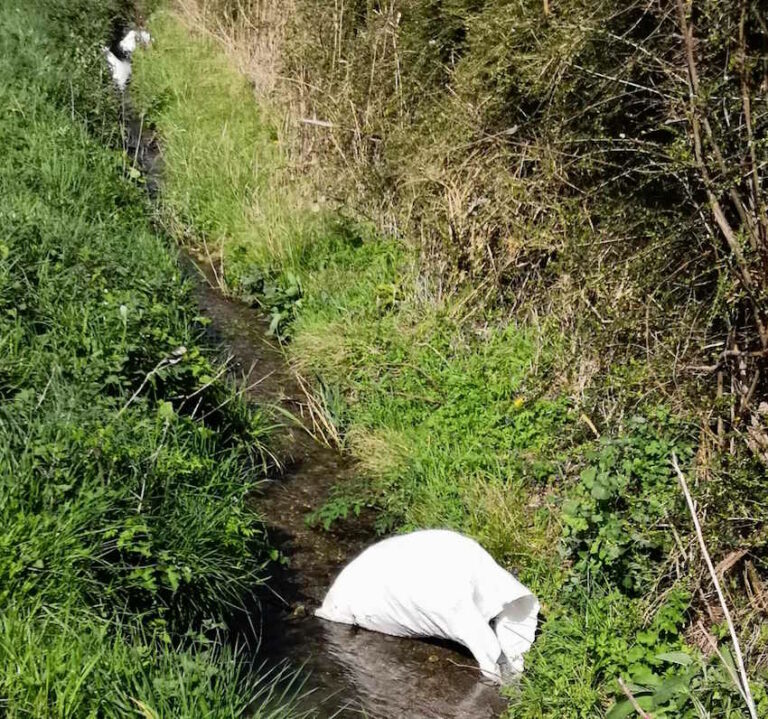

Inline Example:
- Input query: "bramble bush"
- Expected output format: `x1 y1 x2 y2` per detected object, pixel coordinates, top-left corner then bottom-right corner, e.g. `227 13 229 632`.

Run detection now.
131 3 768 716
562 412 695 594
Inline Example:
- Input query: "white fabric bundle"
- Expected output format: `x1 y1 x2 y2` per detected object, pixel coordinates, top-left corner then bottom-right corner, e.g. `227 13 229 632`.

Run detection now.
103 30 151 91
316 529 539 682
119 30 151 56
103 47 131 90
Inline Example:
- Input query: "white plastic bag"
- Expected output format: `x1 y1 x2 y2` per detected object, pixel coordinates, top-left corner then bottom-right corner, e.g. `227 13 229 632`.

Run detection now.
103 30 151 92
119 30 151 56
103 47 131 91
316 529 539 682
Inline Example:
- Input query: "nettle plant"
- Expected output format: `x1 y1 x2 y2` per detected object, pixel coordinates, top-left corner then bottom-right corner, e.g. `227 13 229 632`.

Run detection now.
238 267 302 339
562 411 695 593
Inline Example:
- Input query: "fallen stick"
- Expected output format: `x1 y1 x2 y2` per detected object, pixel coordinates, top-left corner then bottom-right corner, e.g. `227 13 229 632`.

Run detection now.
617 678 652 719
117 347 187 417
300 117 335 128
671 453 757 719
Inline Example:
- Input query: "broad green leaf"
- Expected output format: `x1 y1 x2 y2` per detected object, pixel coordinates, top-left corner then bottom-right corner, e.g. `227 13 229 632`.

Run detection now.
605 699 635 719
655 651 693 666
581 466 597 485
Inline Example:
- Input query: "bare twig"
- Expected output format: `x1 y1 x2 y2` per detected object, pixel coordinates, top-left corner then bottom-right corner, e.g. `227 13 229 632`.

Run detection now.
178 360 230 403
34 371 55 411
715 548 748 578
697 619 750 707
617 677 653 719
201 236 223 291
672 453 758 719
580 413 600 438
300 117 335 128
671 0 759 251
117 347 187 417
675 0 768 348
717 370 725 447
738 0 768 249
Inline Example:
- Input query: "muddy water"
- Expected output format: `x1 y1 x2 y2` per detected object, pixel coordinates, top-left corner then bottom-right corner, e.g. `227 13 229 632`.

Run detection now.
185 261 507 719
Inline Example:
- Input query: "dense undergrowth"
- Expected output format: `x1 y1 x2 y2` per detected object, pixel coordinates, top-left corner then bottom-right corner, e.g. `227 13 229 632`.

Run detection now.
0 2 304 716
130 6 768 717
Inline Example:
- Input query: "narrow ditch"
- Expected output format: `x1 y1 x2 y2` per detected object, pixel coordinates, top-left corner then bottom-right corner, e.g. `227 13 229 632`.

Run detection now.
117 37 507 718
185 260 507 719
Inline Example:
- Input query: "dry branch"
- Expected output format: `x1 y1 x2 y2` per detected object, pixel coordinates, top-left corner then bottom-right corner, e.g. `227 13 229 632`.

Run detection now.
617 677 653 719
672 453 758 719
675 0 768 355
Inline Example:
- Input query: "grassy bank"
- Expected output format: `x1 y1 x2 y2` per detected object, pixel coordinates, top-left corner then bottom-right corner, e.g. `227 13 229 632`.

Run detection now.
131 8 768 718
0 2 302 716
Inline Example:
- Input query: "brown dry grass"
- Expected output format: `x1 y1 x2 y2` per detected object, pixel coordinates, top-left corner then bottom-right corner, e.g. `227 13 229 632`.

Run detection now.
173 0 292 96
166 0 768 473
167 0 721 431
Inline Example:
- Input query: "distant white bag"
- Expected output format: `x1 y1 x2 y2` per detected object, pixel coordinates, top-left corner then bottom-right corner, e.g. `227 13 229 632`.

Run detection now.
103 47 131 91
103 30 151 92
119 29 151 56
316 529 539 682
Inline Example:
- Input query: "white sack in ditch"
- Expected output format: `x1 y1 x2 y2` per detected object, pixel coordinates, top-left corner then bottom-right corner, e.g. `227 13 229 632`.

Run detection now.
316 529 539 682
103 47 131 91
103 30 151 91
119 29 151 55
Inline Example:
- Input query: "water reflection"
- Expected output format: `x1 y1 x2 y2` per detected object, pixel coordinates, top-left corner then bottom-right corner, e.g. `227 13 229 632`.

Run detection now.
319 621 505 719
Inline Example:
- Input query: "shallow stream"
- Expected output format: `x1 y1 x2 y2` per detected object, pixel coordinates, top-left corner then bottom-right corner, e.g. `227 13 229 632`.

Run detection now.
186 261 508 719
120 56 507 717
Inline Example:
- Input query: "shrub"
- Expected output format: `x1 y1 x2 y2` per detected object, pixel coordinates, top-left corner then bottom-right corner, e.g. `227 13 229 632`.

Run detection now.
562 411 695 594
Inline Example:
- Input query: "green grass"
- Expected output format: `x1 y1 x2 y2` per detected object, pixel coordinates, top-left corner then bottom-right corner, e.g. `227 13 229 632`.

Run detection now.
130 12 318 279
133 10 571 561
1 602 305 718
130 9 767 718
0 2 304 716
